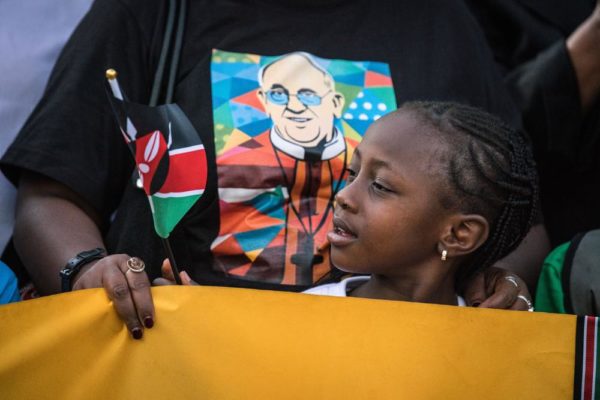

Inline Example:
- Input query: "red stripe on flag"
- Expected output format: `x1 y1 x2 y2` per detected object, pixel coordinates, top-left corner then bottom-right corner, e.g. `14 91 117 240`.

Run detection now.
583 316 598 400
159 148 208 194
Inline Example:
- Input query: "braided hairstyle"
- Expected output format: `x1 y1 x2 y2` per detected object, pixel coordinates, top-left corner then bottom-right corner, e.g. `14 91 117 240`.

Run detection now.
402 101 539 289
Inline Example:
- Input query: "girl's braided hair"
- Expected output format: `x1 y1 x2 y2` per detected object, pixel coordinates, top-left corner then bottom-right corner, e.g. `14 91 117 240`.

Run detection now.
403 101 539 287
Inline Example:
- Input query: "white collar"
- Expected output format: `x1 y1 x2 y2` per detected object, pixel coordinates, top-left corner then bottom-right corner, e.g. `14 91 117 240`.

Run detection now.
269 126 346 161
342 277 467 306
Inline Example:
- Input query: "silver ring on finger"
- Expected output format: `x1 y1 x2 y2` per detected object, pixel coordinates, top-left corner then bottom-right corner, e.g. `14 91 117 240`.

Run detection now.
504 275 519 288
517 294 534 312
126 257 146 274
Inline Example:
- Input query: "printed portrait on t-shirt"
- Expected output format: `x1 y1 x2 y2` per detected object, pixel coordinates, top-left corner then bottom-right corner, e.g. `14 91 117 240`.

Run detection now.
210 49 397 286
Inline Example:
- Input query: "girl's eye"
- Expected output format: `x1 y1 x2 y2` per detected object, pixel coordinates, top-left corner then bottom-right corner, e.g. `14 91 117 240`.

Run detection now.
346 168 357 182
372 181 391 193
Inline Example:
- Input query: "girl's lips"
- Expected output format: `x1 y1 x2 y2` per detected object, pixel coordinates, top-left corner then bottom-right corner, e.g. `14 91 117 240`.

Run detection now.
328 216 357 247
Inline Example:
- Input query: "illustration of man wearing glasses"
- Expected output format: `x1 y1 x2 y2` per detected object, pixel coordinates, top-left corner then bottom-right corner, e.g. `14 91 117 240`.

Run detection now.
257 52 346 161
213 52 349 286
258 52 347 283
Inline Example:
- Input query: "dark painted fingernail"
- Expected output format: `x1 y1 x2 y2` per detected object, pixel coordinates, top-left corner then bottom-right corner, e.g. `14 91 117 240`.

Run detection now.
144 316 154 329
472 301 481 307
131 328 143 340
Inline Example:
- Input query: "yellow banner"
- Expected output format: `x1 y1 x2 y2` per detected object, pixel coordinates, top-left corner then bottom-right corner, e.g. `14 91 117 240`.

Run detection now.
0 286 575 399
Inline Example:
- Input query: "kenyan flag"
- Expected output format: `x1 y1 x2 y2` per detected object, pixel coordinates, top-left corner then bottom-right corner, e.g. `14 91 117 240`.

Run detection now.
106 87 207 238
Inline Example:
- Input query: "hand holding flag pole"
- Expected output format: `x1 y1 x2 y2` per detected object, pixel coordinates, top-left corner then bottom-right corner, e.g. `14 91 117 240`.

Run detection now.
106 69 209 285
105 69 182 284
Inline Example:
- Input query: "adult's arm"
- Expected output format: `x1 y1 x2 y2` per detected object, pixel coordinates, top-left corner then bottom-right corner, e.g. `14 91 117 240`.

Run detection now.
503 2 600 164
463 224 550 310
567 0 600 111
14 171 154 339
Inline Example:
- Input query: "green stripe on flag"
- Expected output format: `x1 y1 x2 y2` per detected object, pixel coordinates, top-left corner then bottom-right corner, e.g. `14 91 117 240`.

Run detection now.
149 194 200 238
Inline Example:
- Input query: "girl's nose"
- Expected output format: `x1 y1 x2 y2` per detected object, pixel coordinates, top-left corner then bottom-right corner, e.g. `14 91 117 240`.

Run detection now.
335 186 355 212
336 195 349 210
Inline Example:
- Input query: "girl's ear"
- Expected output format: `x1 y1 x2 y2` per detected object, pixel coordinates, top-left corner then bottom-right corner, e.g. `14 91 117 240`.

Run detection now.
438 214 489 258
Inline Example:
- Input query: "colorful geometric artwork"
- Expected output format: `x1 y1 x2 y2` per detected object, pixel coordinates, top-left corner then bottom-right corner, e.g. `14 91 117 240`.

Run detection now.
210 49 397 286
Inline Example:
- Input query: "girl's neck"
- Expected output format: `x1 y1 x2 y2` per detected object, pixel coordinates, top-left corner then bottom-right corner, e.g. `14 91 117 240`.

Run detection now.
348 270 459 306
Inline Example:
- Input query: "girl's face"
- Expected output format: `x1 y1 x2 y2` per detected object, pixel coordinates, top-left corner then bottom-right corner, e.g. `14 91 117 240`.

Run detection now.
328 112 452 277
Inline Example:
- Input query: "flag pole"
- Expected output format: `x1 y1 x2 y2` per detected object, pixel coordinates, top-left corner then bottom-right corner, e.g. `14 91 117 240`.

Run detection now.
105 69 124 100
106 68 182 285
161 238 182 284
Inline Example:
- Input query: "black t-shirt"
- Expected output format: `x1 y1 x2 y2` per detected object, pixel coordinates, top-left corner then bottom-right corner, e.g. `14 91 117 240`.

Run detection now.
1 0 520 290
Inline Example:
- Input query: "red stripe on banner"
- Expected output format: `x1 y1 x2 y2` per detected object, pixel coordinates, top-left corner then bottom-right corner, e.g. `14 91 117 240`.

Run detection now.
159 149 207 193
583 316 598 400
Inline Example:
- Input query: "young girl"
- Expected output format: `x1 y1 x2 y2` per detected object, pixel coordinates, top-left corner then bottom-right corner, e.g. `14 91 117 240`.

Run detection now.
303 101 538 306
160 101 537 308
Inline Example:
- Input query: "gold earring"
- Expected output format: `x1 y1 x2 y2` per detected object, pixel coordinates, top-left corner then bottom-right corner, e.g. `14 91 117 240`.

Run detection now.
441 250 448 261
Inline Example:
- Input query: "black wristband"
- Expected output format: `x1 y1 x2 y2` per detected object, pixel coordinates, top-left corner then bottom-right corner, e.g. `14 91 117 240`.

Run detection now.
59 248 105 292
